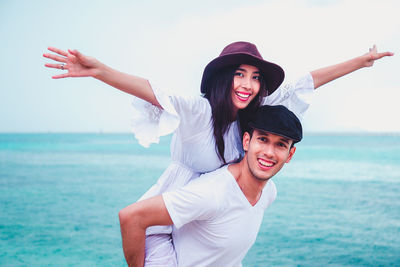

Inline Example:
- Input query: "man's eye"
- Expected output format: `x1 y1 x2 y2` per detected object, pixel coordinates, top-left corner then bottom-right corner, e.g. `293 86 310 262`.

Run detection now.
278 142 287 148
258 137 267 142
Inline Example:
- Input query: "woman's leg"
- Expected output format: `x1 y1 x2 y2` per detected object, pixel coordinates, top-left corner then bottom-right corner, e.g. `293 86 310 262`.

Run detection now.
144 234 177 267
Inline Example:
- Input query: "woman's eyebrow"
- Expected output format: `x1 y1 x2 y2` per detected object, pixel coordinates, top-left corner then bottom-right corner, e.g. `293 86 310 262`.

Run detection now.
236 68 260 74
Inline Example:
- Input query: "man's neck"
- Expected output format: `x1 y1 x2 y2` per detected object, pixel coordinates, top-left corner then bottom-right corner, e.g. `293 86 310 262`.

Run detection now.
228 161 269 206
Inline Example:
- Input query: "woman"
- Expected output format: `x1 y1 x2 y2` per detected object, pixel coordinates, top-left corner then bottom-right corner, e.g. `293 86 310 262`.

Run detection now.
43 41 392 266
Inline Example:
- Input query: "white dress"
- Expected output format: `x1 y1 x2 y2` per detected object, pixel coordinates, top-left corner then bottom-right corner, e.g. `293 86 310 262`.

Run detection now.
131 73 314 236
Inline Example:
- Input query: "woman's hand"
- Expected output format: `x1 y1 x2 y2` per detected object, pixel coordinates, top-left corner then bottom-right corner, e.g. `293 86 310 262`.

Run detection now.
43 46 160 106
43 47 103 79
362 45 394 68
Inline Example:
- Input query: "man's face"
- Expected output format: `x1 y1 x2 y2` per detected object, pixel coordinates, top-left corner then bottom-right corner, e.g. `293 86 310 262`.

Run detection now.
243 129 296 181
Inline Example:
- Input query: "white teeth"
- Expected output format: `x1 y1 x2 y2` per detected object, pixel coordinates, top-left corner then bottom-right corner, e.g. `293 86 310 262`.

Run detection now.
259 159 273 167
236 92 250 98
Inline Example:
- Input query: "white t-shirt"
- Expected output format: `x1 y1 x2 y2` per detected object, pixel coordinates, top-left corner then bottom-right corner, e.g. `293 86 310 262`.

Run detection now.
163 166 277 267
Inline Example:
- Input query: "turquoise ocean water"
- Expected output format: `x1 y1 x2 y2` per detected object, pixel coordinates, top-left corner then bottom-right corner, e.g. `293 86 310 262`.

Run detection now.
1 133 399 266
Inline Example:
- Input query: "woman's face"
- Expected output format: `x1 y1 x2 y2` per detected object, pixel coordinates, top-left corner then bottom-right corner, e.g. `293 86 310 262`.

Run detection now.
231 64 261 114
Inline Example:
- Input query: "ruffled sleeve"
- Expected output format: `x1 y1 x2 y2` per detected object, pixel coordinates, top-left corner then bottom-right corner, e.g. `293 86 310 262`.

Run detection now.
131 82 180 147
131 81 211 147
262 73 315 120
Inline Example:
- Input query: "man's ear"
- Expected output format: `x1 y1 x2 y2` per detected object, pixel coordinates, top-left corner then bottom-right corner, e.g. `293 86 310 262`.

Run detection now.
285 146 296 163
243 132 251 152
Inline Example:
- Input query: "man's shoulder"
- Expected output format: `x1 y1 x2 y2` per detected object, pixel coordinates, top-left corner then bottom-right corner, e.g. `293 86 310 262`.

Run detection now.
183 166 233 196
198 165 232 182
260 179 277 209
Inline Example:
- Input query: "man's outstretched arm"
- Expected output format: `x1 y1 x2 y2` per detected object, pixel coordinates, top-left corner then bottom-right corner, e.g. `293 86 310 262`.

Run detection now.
119 196 173 267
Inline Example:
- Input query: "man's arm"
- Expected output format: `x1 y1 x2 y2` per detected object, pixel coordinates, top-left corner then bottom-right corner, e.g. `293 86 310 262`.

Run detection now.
118 196 173 267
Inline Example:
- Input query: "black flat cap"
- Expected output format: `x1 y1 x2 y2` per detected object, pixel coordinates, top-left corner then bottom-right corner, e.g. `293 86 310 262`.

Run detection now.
248 105 302 143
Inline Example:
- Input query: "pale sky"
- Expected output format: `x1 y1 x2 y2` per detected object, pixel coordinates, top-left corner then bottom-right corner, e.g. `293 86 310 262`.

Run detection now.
1 0 399 133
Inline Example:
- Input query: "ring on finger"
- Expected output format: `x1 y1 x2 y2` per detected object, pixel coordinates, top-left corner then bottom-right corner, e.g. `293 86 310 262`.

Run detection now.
60 64 65 70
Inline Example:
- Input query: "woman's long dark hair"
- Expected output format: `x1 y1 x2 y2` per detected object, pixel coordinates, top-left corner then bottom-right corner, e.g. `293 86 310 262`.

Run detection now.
204 65 268 164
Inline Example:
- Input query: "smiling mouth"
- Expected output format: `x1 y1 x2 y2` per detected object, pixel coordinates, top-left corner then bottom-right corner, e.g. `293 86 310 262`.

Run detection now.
235 91 251 101
258 158 275 169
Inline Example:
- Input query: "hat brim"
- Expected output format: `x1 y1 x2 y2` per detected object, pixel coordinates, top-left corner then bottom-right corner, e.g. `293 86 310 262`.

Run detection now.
200 53 285 95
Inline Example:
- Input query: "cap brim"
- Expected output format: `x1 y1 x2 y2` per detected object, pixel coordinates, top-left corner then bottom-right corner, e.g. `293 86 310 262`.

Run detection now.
248 122 302 143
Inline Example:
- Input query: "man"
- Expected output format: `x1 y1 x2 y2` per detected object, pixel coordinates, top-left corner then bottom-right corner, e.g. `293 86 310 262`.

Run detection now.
119 105 302 267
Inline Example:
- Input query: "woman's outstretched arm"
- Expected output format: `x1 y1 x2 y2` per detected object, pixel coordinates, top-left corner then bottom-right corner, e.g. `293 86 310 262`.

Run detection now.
43 47 161 107
311 45 394 89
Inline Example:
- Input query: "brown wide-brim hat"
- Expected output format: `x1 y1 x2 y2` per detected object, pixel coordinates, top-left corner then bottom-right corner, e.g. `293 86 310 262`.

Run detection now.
200 41 285 95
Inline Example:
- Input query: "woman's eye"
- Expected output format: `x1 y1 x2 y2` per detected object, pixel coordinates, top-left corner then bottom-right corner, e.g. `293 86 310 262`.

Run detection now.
234 72 244 77
253 75 260 80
